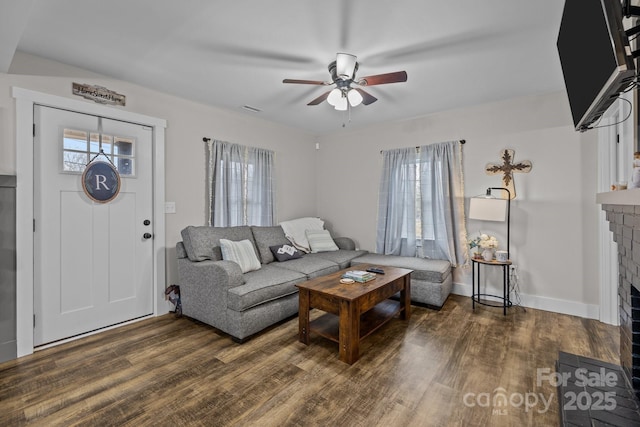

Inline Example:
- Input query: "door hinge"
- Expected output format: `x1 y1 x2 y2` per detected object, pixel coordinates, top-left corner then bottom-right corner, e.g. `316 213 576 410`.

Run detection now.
33 123 36 137
33 219 36 232
33 314 36 328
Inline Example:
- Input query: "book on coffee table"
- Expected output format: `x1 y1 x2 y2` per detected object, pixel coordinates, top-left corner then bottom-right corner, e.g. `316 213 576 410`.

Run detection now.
342 270 376 283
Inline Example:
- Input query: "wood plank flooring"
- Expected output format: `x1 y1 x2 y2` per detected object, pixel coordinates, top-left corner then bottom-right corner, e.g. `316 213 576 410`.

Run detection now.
0 295 618 426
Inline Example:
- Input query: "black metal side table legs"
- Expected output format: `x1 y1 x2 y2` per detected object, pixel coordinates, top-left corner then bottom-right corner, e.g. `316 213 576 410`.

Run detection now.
471 259 512 315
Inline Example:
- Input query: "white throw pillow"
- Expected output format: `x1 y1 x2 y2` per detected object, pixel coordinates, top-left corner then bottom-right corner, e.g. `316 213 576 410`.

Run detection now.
279 217 325 253
219 239 261 273
305 229 339 253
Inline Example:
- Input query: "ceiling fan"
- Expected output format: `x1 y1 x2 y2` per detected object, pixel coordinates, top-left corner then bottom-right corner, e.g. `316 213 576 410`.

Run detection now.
283 53 408 110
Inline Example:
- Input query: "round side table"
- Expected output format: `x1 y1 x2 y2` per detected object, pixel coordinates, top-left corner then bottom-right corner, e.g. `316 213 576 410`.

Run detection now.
471 258 513 315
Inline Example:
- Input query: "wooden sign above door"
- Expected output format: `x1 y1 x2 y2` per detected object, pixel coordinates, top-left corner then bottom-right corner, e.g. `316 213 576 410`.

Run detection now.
72 82 126 106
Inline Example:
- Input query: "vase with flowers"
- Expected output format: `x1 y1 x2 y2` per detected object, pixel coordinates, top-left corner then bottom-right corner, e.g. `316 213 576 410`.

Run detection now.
478 234 499 261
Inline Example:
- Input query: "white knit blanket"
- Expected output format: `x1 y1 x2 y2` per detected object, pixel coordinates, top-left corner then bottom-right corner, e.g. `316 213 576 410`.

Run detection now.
279 217 324 253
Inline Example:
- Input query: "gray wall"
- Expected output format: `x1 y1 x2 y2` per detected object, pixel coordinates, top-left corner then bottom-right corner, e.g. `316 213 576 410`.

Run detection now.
315 92 601 315
0 175 16 363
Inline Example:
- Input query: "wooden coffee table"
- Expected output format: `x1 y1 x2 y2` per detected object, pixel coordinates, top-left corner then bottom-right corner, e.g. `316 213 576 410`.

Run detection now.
296 264 412 364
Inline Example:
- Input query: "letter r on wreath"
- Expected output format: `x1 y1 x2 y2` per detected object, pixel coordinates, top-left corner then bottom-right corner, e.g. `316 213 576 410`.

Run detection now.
95 175 110 190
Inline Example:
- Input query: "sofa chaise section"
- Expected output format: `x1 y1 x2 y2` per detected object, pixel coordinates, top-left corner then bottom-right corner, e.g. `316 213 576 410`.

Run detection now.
350 253 452 309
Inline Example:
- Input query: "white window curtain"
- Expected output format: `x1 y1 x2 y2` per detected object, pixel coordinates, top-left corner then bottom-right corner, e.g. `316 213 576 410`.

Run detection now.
206 139 275 227
376 140 468 266
376 147 417 257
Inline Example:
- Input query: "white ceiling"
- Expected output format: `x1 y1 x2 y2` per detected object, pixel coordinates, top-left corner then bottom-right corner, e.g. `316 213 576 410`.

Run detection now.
2 0 567 134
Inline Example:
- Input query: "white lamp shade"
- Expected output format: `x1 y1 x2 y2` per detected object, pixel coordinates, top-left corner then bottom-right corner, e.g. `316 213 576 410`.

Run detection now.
468 197 507 222
334 96 348 110
327 88 342 106
347 88 363 107
336 53 357 79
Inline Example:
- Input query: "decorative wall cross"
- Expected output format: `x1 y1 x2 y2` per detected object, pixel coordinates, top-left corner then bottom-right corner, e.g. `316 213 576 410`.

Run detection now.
485 149 532 199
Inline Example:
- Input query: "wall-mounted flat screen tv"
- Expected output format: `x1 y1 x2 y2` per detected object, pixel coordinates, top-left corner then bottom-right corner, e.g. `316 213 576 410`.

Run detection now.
557 0 636 132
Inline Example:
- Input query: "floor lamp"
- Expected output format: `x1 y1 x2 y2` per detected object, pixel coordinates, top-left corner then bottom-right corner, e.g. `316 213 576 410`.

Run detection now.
468 187 511 259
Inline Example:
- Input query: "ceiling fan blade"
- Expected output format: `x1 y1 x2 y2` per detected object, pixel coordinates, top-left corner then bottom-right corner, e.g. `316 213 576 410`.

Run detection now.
353 88 377 105
283 79 329 85
358 71 408 86
307 91 331 105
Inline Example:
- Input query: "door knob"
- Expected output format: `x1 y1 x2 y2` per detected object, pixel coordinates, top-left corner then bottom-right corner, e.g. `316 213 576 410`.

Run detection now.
143 233 152 239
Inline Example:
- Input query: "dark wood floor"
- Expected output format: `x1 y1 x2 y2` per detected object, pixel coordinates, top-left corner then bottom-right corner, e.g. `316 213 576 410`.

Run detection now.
0 295 618 426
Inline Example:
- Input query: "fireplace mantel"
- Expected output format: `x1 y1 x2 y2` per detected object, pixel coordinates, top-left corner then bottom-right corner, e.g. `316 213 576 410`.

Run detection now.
596 188 640 205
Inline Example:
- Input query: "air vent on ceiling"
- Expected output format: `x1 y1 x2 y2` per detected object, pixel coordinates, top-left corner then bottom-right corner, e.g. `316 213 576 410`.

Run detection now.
242 105 262 113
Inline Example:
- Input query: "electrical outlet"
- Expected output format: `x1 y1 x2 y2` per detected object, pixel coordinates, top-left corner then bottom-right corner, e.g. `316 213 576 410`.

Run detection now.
165 202 176 214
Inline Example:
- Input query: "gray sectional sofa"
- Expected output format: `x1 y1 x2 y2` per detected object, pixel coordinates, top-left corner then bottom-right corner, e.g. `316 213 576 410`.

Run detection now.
176 224 452 342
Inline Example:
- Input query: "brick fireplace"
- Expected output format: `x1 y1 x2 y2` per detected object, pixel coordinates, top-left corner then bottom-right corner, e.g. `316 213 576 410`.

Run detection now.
602 203 640 399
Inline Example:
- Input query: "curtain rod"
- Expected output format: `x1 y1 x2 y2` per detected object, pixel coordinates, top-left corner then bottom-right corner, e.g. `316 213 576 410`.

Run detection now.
204 137 465 149
380 139 466 154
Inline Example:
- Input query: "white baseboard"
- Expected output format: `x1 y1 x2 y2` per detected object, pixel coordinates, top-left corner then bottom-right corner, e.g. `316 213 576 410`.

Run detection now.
452 282 600 320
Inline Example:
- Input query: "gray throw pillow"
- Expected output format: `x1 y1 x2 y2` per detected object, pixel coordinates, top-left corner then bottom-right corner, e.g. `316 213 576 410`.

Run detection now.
251 226 289 264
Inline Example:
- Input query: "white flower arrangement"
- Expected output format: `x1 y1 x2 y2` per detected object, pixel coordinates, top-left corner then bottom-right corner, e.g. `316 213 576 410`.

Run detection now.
477 233 499 249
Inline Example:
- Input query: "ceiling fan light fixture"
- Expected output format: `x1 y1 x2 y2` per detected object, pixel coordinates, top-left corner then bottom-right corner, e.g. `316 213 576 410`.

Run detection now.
334 95 348 111
347 89 363 107
336 53 357 80
283 53 406 110
327 88 342 106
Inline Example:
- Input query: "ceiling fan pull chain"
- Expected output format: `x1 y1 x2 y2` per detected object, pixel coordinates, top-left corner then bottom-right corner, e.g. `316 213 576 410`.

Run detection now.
343 100 352 128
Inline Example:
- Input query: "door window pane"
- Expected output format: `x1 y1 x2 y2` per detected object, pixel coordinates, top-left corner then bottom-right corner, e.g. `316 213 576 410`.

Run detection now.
63 128 135 176
114 156 134 175
100 135 113 155
63 130 88 152
115 139 133 156
63 151 88 172
89 133 100 154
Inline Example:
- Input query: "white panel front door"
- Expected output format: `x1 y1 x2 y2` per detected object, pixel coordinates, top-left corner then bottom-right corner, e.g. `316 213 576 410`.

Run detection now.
34 105 154 346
